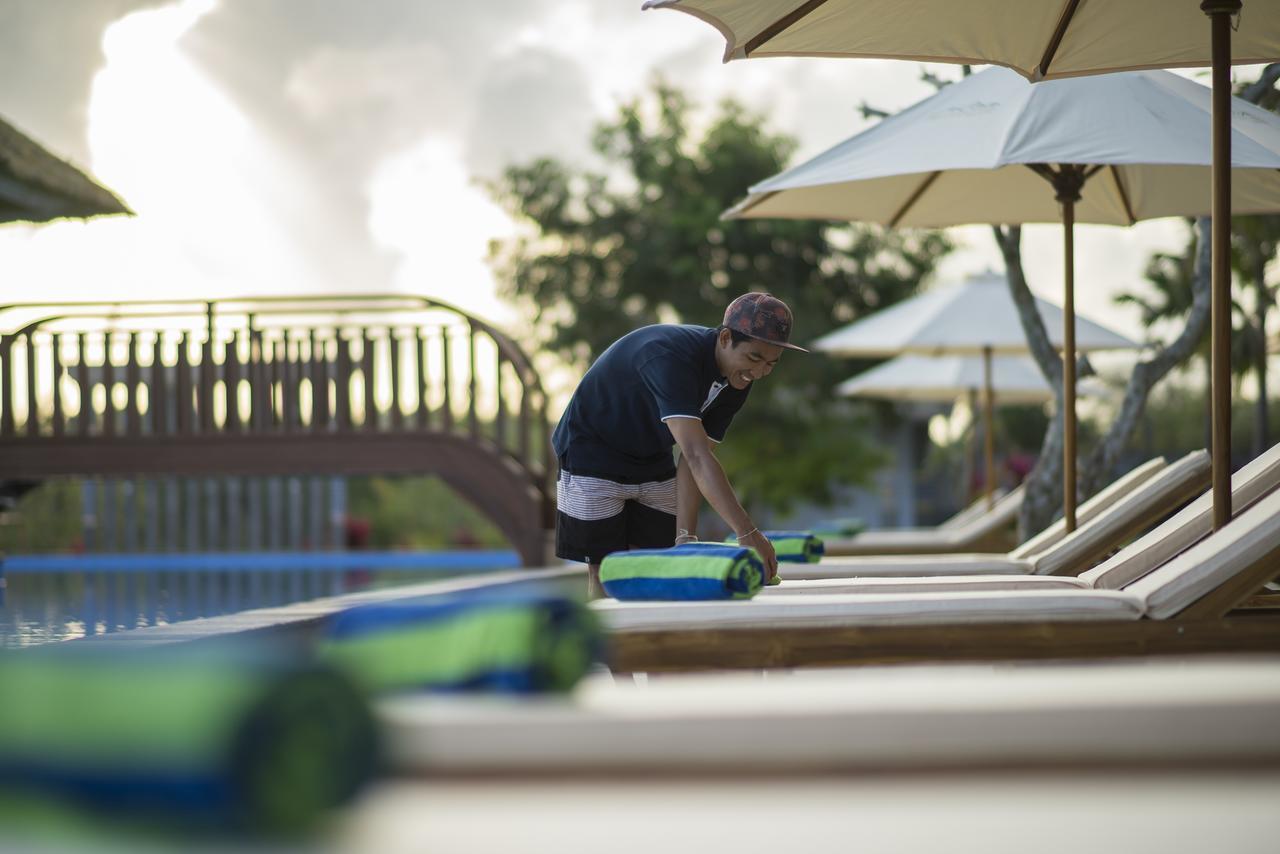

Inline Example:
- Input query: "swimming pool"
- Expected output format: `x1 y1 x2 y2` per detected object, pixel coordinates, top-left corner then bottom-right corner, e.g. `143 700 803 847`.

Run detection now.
0 550 521 647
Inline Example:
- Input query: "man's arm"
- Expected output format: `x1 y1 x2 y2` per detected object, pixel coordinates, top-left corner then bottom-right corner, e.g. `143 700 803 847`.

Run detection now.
675 452 700 542
665 417 777 578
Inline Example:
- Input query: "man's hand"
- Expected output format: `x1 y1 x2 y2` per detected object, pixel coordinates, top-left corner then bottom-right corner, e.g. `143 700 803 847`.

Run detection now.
739 529 778 581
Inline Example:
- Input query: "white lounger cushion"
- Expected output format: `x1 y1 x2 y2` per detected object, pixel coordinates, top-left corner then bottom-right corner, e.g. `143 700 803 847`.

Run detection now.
1127 485 1280 619
1083 441 1280 589
823 457 1163 556
376 658 1280 772
822 485 1026 552
1008 456 1167 560
776 444 1280 596
785 452 1203 582
1030 450 1209 576
762 575 1090 596
595 589 1143 631
784 553 1033 580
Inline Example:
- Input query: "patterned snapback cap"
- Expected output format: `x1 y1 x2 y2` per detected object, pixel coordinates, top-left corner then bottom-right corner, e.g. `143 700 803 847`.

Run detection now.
722 292 808 352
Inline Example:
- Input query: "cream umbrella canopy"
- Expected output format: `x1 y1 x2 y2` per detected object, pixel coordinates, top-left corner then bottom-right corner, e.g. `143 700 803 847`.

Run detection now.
838 353 1058 404
643 0 1280 530
814 271 1137 512
727 66 1280 530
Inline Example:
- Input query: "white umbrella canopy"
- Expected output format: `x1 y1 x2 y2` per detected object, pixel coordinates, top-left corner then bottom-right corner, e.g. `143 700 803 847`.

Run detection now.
641 0 1280 75
820 271 1135 509
837 354 1059 404
813 272 1137 357
729 68 1280 227
644 0 1280 530
731 65 1280 531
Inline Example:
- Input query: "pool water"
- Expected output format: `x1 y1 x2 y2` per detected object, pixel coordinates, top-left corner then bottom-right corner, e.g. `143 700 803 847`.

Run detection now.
0 551 520 647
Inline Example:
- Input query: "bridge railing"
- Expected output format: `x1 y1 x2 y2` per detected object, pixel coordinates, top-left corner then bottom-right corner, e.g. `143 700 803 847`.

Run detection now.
0 295 554 507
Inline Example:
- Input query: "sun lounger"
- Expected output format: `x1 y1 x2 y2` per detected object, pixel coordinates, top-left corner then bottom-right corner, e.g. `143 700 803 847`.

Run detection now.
769 443 1280 596
825 457 1165 556
938 487 1009 530
783 451 1207 580
599 483 1280 671
375 657 1280 774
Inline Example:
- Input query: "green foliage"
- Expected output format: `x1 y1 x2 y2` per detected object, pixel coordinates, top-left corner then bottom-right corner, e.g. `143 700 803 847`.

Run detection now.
488 81 952 512
345 476 506 550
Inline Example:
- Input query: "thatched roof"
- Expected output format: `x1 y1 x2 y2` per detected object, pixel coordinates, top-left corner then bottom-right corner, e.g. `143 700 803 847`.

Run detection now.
0 114 132 225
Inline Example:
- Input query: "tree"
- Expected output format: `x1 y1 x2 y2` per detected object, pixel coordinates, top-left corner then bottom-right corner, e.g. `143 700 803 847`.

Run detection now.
489 81 952 514
995 219 1210 537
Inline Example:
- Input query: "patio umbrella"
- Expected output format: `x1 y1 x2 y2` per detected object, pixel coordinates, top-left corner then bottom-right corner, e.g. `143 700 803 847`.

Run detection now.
813 271 1137 511
643 0 1280 529
838 352 1106 508
0 114 131 224
726 67 1280 530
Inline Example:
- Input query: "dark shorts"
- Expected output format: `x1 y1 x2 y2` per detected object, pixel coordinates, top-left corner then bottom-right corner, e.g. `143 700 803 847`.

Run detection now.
554 469 677 565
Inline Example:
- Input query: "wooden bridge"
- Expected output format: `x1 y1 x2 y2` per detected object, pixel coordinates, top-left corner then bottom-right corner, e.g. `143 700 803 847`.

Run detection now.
0 295 555 565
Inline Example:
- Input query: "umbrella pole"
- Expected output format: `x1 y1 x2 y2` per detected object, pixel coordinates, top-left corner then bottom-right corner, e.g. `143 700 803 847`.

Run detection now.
1059 188 1080 535
1204 0 1240 530
983 346 996 511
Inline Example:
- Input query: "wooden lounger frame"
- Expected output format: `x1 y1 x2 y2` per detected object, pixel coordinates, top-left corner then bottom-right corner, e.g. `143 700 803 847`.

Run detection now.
608 542 1280 673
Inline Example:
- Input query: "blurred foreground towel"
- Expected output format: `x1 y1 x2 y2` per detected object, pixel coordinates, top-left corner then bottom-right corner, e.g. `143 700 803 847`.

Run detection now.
600 543 765 600
724 531 825 564
319 593 600 695
0 645 377 838
811 518 864 537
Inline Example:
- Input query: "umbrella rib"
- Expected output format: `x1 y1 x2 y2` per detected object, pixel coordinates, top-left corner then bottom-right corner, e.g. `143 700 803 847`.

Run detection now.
744 0 832 56
888 171 942 228
1108 166 1137 226
724 190 779 219
1036 0 1082 79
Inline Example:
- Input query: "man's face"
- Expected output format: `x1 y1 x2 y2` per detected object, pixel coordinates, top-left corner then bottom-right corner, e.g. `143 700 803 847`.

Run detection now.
716 329 783 390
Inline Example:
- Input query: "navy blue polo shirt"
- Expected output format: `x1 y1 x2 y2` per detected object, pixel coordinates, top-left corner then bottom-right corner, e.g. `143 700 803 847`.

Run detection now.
552 324 751 483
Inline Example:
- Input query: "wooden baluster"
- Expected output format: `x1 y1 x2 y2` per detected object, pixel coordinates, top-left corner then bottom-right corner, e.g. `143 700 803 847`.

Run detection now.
251 329 266 432
309 329 322 432
390 329 404 431
126 332 141 437
25 333 39 437
224 333 241 433
362 329 376 432
415 328 428 431
101 332 115 438
200 331 214 434
76 332 90 437
275 337 289 430
51 332 64 437
335 332 351 431
467 322 479 439
0 335 13 437
175 332 190 435
151 333 166 436
440 325 453 432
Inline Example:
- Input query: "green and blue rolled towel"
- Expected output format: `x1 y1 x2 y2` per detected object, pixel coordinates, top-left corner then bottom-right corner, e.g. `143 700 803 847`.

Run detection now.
0 644 377 838
319 592 600 695
599 543 765 600
724 530 826 564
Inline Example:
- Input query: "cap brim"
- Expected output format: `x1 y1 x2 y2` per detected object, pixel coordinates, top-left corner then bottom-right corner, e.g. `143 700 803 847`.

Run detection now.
748 335 808 353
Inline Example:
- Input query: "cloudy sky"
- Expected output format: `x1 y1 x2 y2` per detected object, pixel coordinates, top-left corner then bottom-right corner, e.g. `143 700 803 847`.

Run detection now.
0 0 1237 360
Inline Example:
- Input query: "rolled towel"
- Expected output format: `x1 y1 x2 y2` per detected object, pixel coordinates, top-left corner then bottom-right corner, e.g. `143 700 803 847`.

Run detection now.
599 543 765 600
319 592 600 695
0 644 377 838
724 530 826 564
